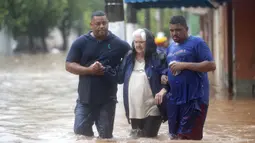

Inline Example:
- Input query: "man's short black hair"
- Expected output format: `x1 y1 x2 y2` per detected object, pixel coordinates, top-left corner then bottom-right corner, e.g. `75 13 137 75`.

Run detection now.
169 15 187 27
91 11 106 20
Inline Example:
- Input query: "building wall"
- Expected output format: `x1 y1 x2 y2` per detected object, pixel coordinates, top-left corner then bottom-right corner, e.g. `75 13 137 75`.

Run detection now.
199 0 255 95
232 0 255 94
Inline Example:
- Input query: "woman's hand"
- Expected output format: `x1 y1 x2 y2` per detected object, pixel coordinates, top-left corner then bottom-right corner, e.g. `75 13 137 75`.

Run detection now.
161 75 168 84
155 88 167 105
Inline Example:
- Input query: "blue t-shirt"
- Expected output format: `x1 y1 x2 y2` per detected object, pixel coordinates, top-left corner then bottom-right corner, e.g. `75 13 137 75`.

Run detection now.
166 36 213 105
66 31 130 104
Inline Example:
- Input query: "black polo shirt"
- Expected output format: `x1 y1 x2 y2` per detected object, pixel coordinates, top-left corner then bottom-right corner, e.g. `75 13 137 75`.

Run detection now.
66 31 130 105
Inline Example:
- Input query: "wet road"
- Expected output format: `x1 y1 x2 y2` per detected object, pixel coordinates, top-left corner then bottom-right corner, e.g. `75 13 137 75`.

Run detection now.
0 53 255 143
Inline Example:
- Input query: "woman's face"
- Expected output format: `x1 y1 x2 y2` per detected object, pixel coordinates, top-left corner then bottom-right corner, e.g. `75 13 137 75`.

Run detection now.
134 35 146 54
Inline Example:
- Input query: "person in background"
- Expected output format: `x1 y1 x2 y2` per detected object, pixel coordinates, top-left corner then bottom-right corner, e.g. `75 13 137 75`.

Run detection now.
155 32 169 56
155 32 170 85
65 11 130 138
165 15 216 140
118 28 168 138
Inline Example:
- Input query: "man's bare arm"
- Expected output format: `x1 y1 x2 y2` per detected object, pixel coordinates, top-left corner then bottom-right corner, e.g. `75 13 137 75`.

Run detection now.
65 62 92 75
183 61 216 72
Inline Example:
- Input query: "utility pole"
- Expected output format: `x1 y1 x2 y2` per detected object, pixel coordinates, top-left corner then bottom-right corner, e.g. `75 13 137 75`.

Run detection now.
126 3 137 45
105 0 125 98
105 0 125 40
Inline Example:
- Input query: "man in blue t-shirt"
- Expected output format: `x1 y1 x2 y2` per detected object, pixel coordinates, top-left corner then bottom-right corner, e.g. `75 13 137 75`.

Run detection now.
65 11 130 138
165 16 216 140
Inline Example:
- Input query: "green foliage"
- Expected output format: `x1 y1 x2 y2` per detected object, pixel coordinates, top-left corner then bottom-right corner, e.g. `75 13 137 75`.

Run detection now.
82 0 105 32
0 0 105 38
0 0 105 52
0 0 66 38
58 0 105 35
136 8 175 36
188 13 200 35
0 0 200 43
136 8 200 38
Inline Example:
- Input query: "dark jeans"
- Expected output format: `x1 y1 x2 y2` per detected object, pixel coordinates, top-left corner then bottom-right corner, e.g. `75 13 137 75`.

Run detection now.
131 116 162 137
73 100 116 138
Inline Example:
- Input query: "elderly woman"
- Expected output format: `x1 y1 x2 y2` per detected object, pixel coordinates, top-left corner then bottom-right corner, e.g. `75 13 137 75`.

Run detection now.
118 28 168 138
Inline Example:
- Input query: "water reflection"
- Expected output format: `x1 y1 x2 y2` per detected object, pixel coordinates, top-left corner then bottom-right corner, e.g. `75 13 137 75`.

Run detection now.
0 54 255 143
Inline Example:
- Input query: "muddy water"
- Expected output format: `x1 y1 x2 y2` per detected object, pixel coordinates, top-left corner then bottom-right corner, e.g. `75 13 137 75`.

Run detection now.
0 53 254 143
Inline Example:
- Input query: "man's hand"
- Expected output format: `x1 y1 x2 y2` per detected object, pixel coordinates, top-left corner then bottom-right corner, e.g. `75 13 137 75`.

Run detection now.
170 61 216 73
88 61 105 75
155 88 167 105
169 62 185 75
161 75 168 85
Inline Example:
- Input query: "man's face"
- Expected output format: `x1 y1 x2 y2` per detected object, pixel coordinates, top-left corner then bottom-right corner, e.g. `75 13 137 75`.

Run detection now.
90 16 108 38
169 24 188 43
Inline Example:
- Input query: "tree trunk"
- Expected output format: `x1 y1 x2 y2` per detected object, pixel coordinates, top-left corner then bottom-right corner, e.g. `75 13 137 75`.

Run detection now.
60 28 68 51
28 33 35 53
77 14 84 36
41 36 48 53
145 9 150 29
159 9 164 31
40 26 48 53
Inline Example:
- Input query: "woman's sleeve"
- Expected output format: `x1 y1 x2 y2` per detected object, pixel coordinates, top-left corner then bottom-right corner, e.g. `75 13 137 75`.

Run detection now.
155 54 170 92
117 50 131 84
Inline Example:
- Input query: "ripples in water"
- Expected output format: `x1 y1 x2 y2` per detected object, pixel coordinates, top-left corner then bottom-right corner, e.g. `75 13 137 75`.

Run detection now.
0 54 255 143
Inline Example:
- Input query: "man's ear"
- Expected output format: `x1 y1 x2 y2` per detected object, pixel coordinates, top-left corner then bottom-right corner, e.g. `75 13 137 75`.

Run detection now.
186 26 189 31
90 21 94 29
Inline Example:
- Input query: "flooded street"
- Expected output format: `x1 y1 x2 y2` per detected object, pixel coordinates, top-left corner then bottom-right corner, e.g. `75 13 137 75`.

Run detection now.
0 53 255 143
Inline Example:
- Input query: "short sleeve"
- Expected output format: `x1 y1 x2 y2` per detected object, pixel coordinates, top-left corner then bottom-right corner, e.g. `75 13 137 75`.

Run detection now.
195 40 214 62
66 37 84 63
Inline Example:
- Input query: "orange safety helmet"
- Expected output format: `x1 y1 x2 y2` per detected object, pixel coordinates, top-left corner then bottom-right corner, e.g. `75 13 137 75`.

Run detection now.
155 36 167 46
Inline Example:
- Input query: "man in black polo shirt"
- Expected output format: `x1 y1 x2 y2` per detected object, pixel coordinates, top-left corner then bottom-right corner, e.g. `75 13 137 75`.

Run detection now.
65 11 130 138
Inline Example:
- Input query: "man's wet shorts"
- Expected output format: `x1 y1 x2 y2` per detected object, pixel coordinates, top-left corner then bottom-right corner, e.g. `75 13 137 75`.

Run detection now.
167 99 208 140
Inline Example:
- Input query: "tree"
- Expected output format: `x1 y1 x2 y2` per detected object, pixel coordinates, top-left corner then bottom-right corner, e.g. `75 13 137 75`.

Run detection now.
23 0 66 52
0 0 105 53
58 0 85 51
0 0 65 53
58 0 104 51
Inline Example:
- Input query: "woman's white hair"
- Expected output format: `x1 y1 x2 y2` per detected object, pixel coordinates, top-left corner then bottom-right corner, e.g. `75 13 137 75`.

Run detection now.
132 29 146 41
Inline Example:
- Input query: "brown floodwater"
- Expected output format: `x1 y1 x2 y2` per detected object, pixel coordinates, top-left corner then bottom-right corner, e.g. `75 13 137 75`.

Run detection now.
0 53 254 143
